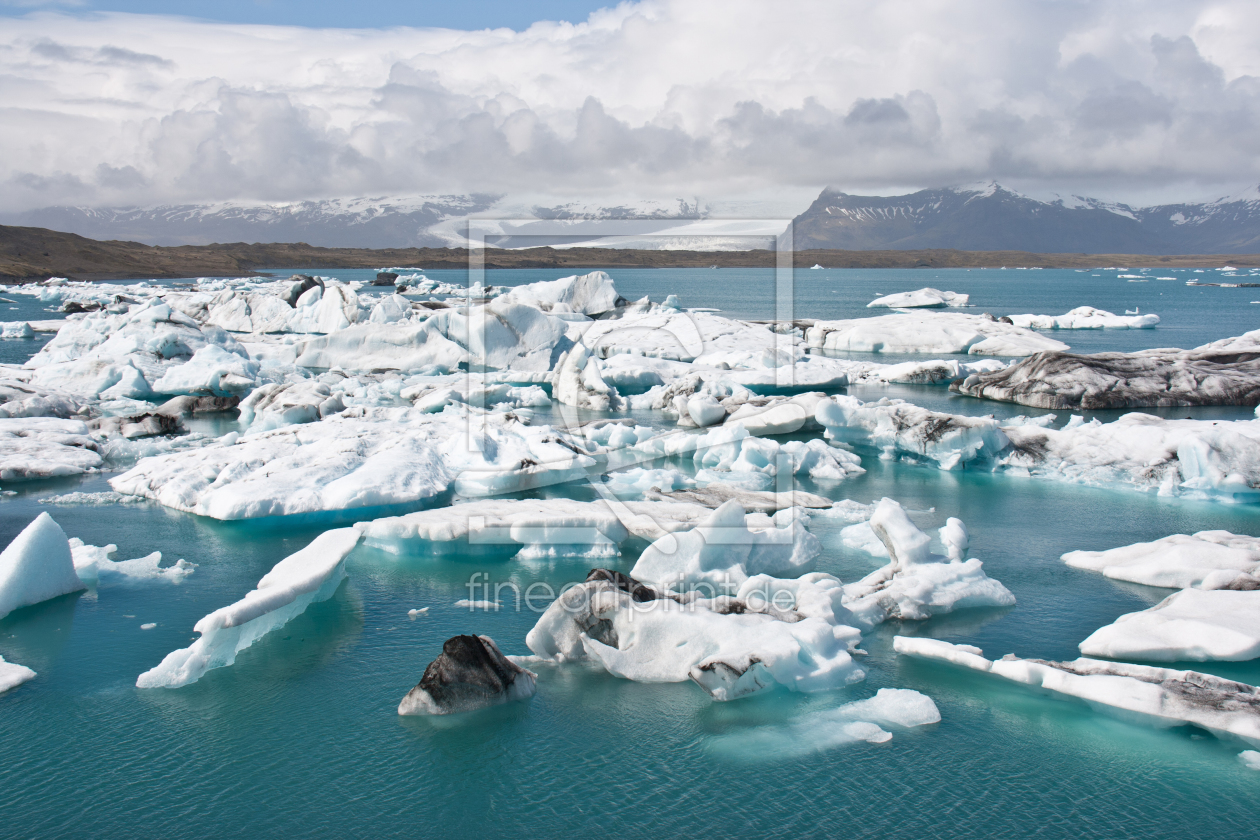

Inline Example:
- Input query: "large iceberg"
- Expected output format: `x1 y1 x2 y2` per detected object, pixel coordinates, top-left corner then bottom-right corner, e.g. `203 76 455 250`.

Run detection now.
815 395 1007 470
110 406 593 519
953 330 1260 409
1062 531 1260 590
0 417 102 480
1079 589 1260 662
0 512 86 620
136 528 361 688
805 312 1069 356
894 637 1260 747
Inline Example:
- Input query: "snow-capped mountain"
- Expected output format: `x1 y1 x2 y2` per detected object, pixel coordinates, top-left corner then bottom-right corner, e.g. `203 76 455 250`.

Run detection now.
790 183 1260 253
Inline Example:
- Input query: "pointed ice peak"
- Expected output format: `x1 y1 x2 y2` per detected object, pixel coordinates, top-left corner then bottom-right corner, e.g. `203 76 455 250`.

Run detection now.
950 180 1021 199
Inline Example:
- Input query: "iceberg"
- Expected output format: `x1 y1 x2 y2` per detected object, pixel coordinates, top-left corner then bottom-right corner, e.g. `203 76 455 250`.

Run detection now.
953 330 1260 409
840 499 1014 629
1062 531 1260 590
1006 306 1160 330
815 395 1008 470
525 568 866 700
136 528 361 688
1079 589 1260 662
397 635 537 715
805 312 1069 356
69 538 195 586
0 417 102 480
894 637 1260 748
0 654 36 694
867 288 969 309
0 512 86 620
495 271 622 317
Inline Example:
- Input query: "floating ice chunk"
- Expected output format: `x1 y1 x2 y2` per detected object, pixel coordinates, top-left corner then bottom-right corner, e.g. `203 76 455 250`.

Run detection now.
1241 750 1260 770
69 538 195 586
293 321 465 373
238 380 345 432
644 483 834 513
954 329 1260 409
140 623 156 630
0 654 36 693
603 468 694 498
1079 589 1260 662
0 417 102 480
398 635 537 715
453 599 501 610
816 395 1008 470
367 294 411 325
806 312 1068 356
841 522 889 557
894 637 1260 747
553 344 623 411
136 528 361 688
704 688 940 760
842 500 1014 629
496 271 621 316
0 512 85 620
1 321 35 339
867 288 969 309
37 491 145 506
150 345 259 396
1062 531 1260 590
526 569 865 700
407 607 429 618
873 358 1007 385
687 393 725 427
629 500 821 590
1006 306 1160 330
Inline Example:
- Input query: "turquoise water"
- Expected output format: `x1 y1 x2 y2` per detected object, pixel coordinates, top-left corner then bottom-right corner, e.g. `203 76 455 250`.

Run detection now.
3 268 1260 838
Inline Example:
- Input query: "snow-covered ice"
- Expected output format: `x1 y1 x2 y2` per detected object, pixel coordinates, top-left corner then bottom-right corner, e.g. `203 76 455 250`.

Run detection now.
0 655 36 694
1007 306 1159 330
1063 531 1260 590
136 528 361 688
0 417 102 480
0 512 86 620
894 637 1260 747
1079 589 1260 662
805 312 1069 356
867 288 969 309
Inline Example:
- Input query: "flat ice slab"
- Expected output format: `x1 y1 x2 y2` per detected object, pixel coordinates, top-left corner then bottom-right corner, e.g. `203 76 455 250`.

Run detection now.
894 636 1260 747
805 312 1069 356
867 288 969 309
1063 531 1260 590
1079 589 1260 662
0 655 36 694
136 528 361 688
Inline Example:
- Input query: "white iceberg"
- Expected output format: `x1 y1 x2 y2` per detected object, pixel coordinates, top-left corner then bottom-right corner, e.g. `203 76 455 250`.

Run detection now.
1079 589 1260 662
894 637 1260 748
69 538 195 586
136 528 361 689
0 512 86 620
805 312 1068 356
525 569 866 700
867 288 969 309
1062 531 1260 590
0 654 36 694
0 417 102 480
1006 306 1159 330
815 395 1008 470
840 499 1014 629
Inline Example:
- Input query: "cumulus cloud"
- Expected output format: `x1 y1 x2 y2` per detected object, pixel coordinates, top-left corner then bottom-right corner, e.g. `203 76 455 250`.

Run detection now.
1 0 1259 211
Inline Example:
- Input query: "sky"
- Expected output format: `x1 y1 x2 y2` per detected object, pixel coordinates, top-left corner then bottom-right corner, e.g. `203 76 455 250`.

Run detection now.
2 0 1260 213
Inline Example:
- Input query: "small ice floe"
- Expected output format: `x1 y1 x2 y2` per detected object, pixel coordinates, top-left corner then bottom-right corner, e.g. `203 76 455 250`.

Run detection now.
454 599 500 610
0 654 36 694
1005 306 1158 330
806 312 1068 356
866 288 969 309
895 637 1260 748
408 607 429 619
0 512 85 620
140 623 156 630
704 688 940 760
398 635 536 715
70 539 196 586
1240 750 1260 771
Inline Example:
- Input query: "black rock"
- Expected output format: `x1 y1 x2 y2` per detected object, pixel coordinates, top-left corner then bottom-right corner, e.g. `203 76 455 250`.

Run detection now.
398 635 537 715
281 274 324 307
63 300 102 313
585 568 659 602
373 271 399 286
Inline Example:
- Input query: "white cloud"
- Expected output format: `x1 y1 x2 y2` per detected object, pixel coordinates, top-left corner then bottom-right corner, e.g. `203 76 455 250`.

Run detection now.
1 0 1259 211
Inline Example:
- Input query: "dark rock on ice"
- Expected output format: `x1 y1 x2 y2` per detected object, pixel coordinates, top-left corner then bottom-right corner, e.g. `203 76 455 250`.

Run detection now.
586 568 659 602
281 274 324 307
154 395 241 418
372 271 399 286
397 634 537 716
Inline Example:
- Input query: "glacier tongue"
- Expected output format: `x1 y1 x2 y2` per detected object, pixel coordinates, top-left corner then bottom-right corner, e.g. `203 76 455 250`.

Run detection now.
136 528 362 689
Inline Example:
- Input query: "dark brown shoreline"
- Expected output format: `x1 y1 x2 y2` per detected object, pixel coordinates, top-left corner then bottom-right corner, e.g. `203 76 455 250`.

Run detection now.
3 223 1257 282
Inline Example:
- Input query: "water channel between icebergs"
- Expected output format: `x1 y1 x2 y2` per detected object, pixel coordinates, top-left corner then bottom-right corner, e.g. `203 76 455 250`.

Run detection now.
2 267 1260 839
